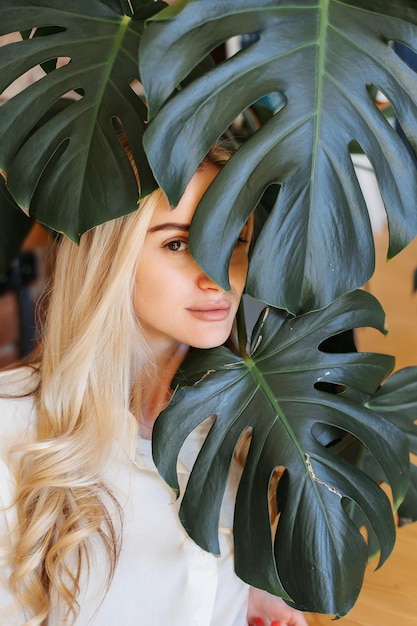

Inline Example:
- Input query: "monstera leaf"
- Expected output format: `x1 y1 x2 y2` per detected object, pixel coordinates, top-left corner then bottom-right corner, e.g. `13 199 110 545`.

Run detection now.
152 290 411 616
141 0 417 313
0 0 164 241
366 366 417 522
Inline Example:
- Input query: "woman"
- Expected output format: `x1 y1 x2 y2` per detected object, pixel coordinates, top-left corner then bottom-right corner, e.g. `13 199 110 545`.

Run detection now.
0 146 308 625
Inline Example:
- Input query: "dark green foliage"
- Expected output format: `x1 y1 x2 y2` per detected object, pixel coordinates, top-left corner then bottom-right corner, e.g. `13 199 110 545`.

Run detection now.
141 0 417 313
153 290 414 615
0 0 164 242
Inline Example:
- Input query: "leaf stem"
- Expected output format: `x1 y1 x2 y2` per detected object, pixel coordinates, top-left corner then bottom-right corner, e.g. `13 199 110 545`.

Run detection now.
236 300 248 357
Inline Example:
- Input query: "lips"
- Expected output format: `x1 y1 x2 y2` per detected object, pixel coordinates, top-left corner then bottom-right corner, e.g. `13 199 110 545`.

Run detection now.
186 302 232 321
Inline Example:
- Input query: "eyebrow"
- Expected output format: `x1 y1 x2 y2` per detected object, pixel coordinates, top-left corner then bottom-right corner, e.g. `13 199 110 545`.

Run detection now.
148 222 190 233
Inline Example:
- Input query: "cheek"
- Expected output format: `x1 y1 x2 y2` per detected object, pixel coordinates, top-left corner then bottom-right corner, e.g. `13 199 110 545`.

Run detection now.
229 255 249 296
134 260 181 319
134 261 158 316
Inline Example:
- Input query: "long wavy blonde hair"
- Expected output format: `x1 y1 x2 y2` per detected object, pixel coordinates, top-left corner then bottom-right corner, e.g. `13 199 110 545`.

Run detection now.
8 146 233 625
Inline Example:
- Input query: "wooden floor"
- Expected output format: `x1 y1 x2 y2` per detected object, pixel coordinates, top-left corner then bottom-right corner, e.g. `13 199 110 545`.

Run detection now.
306 522 417 625
307 227 417 625
356 226 417 372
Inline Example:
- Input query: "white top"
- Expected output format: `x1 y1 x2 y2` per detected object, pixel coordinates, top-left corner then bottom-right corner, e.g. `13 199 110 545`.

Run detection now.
0 368 249 625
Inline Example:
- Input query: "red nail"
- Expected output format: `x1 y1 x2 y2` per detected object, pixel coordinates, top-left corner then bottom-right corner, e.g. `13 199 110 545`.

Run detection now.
253 619 265 626
271 622 281 626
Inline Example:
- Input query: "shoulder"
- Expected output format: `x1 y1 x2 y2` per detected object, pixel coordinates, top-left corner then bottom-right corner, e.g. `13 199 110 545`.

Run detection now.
0 367 38 457
0 369 37 622
0 366 37 515
0 365 38 397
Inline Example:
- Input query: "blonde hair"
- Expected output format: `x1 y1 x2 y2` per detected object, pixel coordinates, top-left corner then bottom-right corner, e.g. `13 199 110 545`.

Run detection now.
9 191 161 624
9 145 233 624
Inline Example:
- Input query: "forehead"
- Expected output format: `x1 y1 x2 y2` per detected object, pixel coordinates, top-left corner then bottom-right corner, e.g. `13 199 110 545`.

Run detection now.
148 163 220 228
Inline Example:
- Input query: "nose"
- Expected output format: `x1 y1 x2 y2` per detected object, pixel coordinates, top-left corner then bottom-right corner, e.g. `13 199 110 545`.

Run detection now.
196 266 224 292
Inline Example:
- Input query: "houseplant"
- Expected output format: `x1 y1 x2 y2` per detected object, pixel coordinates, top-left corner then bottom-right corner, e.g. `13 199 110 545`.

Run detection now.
0 0 417 616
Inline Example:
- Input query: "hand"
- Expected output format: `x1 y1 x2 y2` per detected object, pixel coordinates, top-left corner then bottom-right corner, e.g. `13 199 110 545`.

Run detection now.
247 587 309 626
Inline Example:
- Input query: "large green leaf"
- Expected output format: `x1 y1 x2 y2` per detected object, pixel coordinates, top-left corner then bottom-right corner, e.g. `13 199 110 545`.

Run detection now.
0 0 164 241
141 0 417 313
152 290 410 616
366 366 417 521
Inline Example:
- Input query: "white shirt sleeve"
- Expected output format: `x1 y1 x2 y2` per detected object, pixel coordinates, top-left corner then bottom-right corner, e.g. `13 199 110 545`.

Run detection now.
0 401 27 625
0 370 250 625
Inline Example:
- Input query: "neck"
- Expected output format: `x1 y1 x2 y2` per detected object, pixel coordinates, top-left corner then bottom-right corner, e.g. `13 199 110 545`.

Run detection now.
132 340 189 439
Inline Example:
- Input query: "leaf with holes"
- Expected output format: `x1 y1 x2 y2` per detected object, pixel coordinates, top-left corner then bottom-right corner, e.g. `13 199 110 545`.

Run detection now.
141 0 417 313
0 0 165 241
365 366 417 522
152 290 410 616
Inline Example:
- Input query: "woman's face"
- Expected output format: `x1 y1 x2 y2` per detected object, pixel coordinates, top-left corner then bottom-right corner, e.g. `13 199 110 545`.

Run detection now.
134 162 252 350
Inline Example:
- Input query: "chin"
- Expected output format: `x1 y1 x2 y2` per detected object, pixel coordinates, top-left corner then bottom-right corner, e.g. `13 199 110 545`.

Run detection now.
190 331 232 350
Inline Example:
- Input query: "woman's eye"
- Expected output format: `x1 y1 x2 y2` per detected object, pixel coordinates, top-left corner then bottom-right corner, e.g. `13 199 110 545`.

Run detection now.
165 239 188 252
234 235 249 248
236 222 250 246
